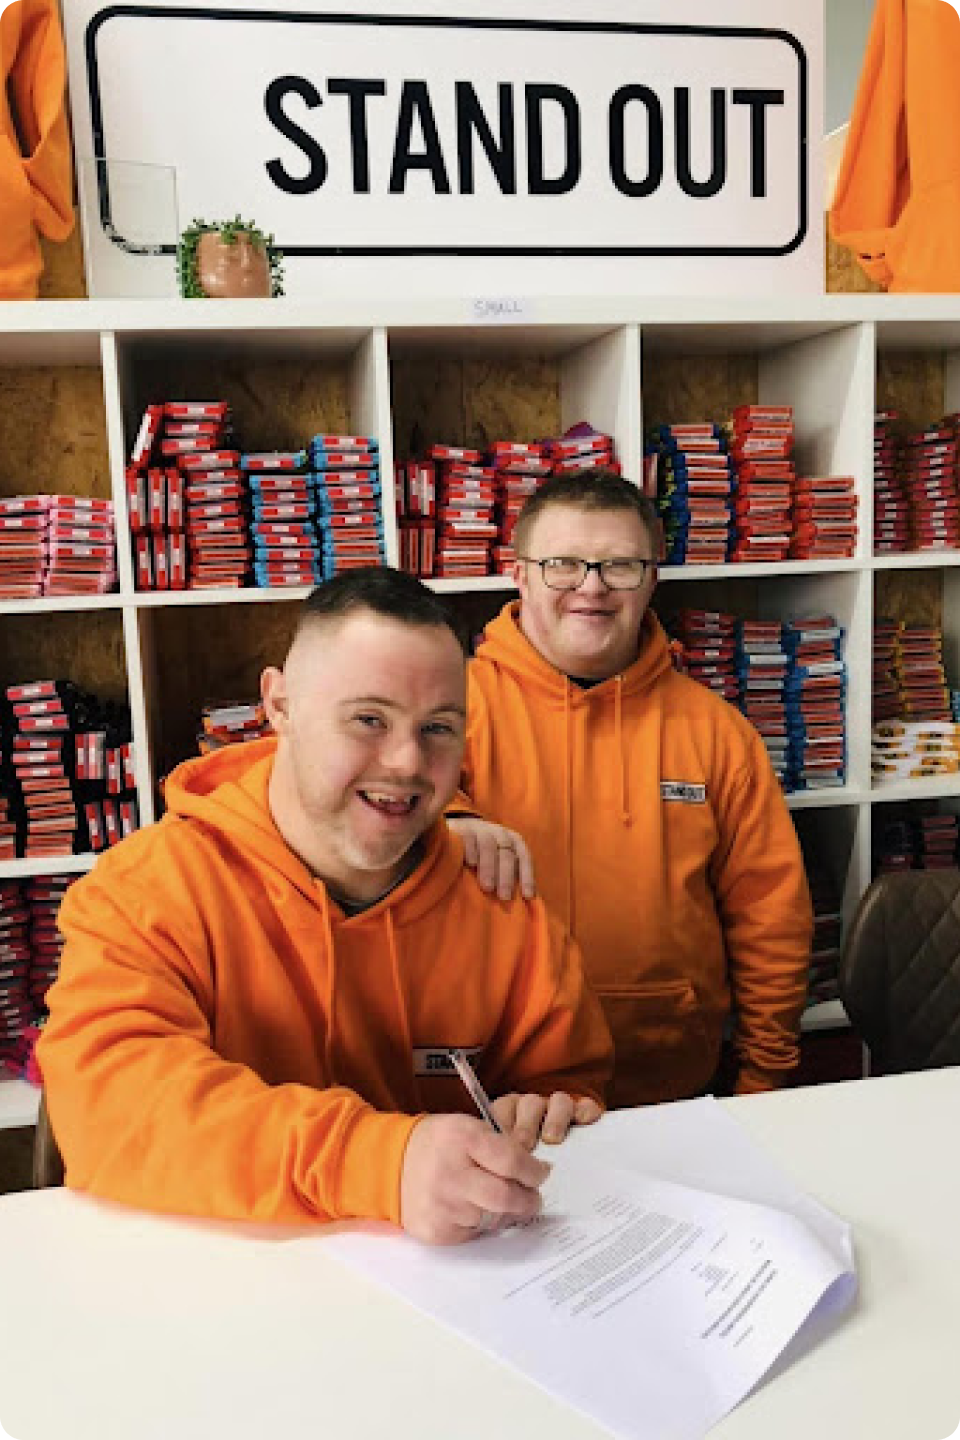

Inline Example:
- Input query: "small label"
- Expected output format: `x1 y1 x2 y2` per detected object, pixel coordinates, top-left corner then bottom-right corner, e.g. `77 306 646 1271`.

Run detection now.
471 297 532 324
413 1045 483 1078
661 781 707 804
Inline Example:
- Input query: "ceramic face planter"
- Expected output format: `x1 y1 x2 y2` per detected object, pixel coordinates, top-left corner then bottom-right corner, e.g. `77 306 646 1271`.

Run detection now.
196 230 272 299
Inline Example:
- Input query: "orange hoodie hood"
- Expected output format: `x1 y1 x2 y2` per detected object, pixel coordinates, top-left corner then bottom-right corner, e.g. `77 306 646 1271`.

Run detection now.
162 736 465 926
476 601 674 703
474 602 674 838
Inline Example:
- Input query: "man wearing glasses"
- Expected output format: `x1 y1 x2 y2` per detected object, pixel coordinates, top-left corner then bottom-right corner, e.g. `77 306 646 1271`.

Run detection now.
448 471 812 1108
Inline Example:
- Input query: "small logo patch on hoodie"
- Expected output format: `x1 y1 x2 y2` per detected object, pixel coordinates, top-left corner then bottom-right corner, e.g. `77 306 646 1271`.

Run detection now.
413 1045 483 1078
661 781 706 804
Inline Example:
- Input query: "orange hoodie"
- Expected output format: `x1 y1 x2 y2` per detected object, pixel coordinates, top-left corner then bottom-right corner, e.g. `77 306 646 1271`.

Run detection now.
37 738 611 1226
0 0 74 299
829 0 960 291
457 604 812 1107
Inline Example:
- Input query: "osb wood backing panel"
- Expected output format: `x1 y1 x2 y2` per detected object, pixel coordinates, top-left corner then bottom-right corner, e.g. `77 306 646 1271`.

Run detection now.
0 369 110 499
875 352 944 431
38 217 87 300
132 354 351 453
875 571 942 629
826 230 883 294
391 354 561 460
641 353 758 431
0 611 127 700
149 602 298 781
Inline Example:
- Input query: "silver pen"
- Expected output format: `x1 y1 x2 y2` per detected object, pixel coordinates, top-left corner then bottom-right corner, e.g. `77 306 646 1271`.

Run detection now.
448 1048 503 1134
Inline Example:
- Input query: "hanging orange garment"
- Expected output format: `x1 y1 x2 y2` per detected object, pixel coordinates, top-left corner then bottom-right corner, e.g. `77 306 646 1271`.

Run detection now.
0 0 75 299
830 0 960 291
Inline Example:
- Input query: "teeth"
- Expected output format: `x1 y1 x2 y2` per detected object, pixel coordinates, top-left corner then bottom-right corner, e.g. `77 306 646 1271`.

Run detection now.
365 792 414 806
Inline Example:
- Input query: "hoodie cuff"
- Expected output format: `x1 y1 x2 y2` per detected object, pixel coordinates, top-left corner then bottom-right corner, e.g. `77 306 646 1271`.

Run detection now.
334 1109 424 1225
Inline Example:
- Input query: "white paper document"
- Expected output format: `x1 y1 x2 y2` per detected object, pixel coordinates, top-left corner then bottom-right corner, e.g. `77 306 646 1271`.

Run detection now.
323 1098 856 1440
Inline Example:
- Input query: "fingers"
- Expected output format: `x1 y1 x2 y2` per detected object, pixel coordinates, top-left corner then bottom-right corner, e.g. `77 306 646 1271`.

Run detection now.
515 836 536 900
466 1124 552 1194
572 1096 603 1128
490 1093 519 1134
496 1091 605 1147
447 819 537 901
512 1092 550 1150
400 1113 551 1246
540 1091 576 1144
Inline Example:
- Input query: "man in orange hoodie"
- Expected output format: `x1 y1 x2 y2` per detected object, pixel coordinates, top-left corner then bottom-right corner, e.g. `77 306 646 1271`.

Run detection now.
38 568 612 1243
449 473 812 1108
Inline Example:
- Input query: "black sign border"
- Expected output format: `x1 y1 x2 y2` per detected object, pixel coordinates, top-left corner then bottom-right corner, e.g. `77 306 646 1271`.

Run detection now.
85 5 809 258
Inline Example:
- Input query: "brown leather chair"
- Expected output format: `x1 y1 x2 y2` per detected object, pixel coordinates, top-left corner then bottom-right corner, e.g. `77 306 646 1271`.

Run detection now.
840 870 960 1074
32 1090 65 1189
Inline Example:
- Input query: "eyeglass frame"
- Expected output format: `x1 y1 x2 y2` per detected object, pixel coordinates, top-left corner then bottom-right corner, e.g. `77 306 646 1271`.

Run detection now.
517 555 656 591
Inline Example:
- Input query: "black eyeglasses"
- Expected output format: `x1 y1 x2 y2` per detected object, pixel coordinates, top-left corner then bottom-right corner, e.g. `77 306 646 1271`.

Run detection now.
519 556 654 591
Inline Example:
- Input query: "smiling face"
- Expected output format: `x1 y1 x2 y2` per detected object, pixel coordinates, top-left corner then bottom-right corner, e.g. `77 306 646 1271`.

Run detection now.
262 610 466 902
515 503 657 680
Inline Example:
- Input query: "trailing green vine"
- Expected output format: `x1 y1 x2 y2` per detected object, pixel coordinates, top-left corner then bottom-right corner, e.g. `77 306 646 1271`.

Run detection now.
176 215 285 298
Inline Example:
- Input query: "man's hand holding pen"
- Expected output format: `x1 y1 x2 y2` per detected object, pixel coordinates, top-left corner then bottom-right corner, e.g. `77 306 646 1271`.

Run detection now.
399 1051 603 1245
400 1112 551 1245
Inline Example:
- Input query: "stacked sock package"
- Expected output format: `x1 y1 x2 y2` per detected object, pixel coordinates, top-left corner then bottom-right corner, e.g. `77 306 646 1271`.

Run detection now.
670 609 847 792
670 609 739 703
0 881 31 1072
874 411 908 554
434 444 499 580
127 401 245 590
245 450 318 587
0 873 76 1080
0 495 117 598
781 617 848 789
397 454 438 578
897 623 951 722
0 681 138 857
871 719 960 782
790 474 858 559
653 423 736 565
737 620 793 785
875 812 960 871
901 418 960 551
308 434 385 578
728 406 795 563
491 440 554 575
397 424 618 580
198 701 271 754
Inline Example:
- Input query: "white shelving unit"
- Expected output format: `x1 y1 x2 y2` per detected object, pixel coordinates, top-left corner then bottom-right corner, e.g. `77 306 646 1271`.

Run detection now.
6 293 960 1085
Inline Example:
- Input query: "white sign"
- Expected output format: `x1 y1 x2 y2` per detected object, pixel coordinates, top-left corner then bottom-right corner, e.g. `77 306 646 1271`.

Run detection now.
65 0 823 299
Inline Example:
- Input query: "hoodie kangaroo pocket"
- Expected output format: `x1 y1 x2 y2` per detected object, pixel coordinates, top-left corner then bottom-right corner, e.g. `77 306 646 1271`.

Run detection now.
597 980 714 1108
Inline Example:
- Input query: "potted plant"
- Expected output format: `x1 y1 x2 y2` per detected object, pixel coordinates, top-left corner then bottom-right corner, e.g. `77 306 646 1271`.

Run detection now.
177 215 284 298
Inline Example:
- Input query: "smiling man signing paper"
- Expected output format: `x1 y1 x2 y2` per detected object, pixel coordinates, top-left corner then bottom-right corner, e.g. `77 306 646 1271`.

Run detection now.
38 568 611 1243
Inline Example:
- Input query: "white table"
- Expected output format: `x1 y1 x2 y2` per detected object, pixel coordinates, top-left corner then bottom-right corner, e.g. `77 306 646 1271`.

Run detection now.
0 1071 958 1440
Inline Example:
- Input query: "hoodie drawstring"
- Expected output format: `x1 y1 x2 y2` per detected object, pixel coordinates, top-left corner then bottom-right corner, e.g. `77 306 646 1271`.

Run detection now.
563 679 574 933
320 890 337 1079
385 910 415 1091
616 674 632 826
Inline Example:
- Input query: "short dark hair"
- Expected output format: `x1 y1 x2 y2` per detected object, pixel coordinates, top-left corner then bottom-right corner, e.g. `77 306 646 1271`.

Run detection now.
292 566 467 654
513 470 661 556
